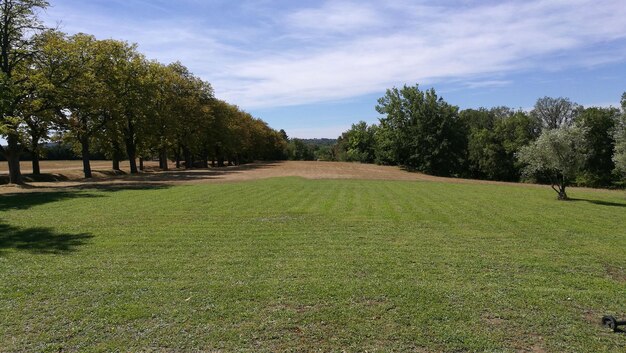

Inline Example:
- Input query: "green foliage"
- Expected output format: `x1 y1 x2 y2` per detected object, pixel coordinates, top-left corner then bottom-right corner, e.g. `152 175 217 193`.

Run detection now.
613 93 626 177
330 87 626 188
335 121 376 163
518 126 588 199
372 121 395 165
9 29 286 176
532 96 581 130
461 108 539 181
575 107 620 186
375 85 464 176
314 145 334 161
1 179 625 351
0 0 51 182
288 139 316 161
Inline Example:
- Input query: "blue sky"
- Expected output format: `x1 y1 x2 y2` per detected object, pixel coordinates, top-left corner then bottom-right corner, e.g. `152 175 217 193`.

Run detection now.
41 0 626 138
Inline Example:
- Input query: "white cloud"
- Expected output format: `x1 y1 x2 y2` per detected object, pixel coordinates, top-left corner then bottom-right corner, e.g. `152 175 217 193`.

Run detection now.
285 2 384 34
43 0 626 109
216 0 626 108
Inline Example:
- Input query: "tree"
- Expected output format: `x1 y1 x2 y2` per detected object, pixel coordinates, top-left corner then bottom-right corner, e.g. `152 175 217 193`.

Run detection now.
166 62 214 169
532 97 580 130
575 107 620 186
370 121 395 165
613 93 626 177
45 33 113 178
375 85 464 175
14 30 62 175
139 61 177 171
518 126 587 200
20 111 52 175
100 40 150 174
289 139 315 161
459 108 498 179
460 108 540 181
0 0 49 183
335 121 376 163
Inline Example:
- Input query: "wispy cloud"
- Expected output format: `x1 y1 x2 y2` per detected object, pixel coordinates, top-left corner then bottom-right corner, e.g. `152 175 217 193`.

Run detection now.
285 2 384 34
463 80 512 89
43 0 626 109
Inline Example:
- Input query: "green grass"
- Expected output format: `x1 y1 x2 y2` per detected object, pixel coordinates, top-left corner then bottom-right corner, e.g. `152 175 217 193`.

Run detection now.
1 177 625 352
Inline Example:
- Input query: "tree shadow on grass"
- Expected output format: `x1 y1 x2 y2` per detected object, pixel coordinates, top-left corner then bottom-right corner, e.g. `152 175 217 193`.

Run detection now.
56 182 172 192
0 184 172 211
570 198 626 208
0 222 93 256
0 191 105 211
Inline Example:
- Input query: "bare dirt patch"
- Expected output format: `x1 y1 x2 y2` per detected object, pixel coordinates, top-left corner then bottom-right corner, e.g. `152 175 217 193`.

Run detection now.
605 264 626 283
482 313 507 326
0 161 426 193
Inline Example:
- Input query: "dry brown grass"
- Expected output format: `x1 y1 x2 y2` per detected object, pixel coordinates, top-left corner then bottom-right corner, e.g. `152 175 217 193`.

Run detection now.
1 160 622 196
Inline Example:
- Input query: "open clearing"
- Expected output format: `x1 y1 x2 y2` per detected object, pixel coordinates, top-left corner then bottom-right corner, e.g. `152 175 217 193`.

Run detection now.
1 160 569 193
1 163 625 352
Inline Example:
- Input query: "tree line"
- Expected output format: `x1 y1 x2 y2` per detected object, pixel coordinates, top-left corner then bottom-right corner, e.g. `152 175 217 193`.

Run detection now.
323 85 626 199
1 0 287 184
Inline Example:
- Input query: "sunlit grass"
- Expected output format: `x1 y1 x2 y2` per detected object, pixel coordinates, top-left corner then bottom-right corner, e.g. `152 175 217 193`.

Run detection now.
1 178 625 352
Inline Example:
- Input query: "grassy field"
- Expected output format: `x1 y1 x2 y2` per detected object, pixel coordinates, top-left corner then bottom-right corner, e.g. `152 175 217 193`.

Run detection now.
1 177 625 352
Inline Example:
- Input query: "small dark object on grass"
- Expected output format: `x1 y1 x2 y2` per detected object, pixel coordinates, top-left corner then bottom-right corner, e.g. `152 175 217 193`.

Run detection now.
602 315 626 332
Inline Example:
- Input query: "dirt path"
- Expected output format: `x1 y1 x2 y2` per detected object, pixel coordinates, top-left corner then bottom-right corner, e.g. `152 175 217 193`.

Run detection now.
0 160 619 195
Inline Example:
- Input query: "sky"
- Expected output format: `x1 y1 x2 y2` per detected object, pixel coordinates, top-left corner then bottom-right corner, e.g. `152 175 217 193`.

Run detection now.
38 0 626 138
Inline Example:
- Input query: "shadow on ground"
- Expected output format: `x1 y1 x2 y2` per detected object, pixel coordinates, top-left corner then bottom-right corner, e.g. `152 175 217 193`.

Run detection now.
570 198 626 208
0 222 93 255
0 173 70 184
0 182 177 212
116 162 280 182
0 191 104 211
0 162 281 190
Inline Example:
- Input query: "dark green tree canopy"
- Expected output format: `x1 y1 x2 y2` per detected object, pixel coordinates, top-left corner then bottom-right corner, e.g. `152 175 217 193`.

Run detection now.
375 85 464 176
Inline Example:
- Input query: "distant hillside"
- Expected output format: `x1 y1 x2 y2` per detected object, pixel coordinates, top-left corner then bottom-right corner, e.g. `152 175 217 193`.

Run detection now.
295 138 336 147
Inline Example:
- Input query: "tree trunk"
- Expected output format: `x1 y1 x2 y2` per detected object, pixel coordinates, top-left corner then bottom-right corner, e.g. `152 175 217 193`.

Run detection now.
124 138 138 174
183 147 192 169
175 150 181 169
32 154 40 176
124 120 138 174
80 137 92 179
552 183 568 201
112 140 122 171
6 133 23 184
125 138 138 174
558 184 568 201
127 148 138 174
139 157 144 171
31 134 41 176
159 147 168 170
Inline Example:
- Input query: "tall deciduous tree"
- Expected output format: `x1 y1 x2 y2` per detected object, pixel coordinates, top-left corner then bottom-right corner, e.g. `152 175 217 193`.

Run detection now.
335 121 376 163
376 85 464 176
0 0 49 183
575 106 620 186
532 97 580 130
47 33 113 178
99 40 149 174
